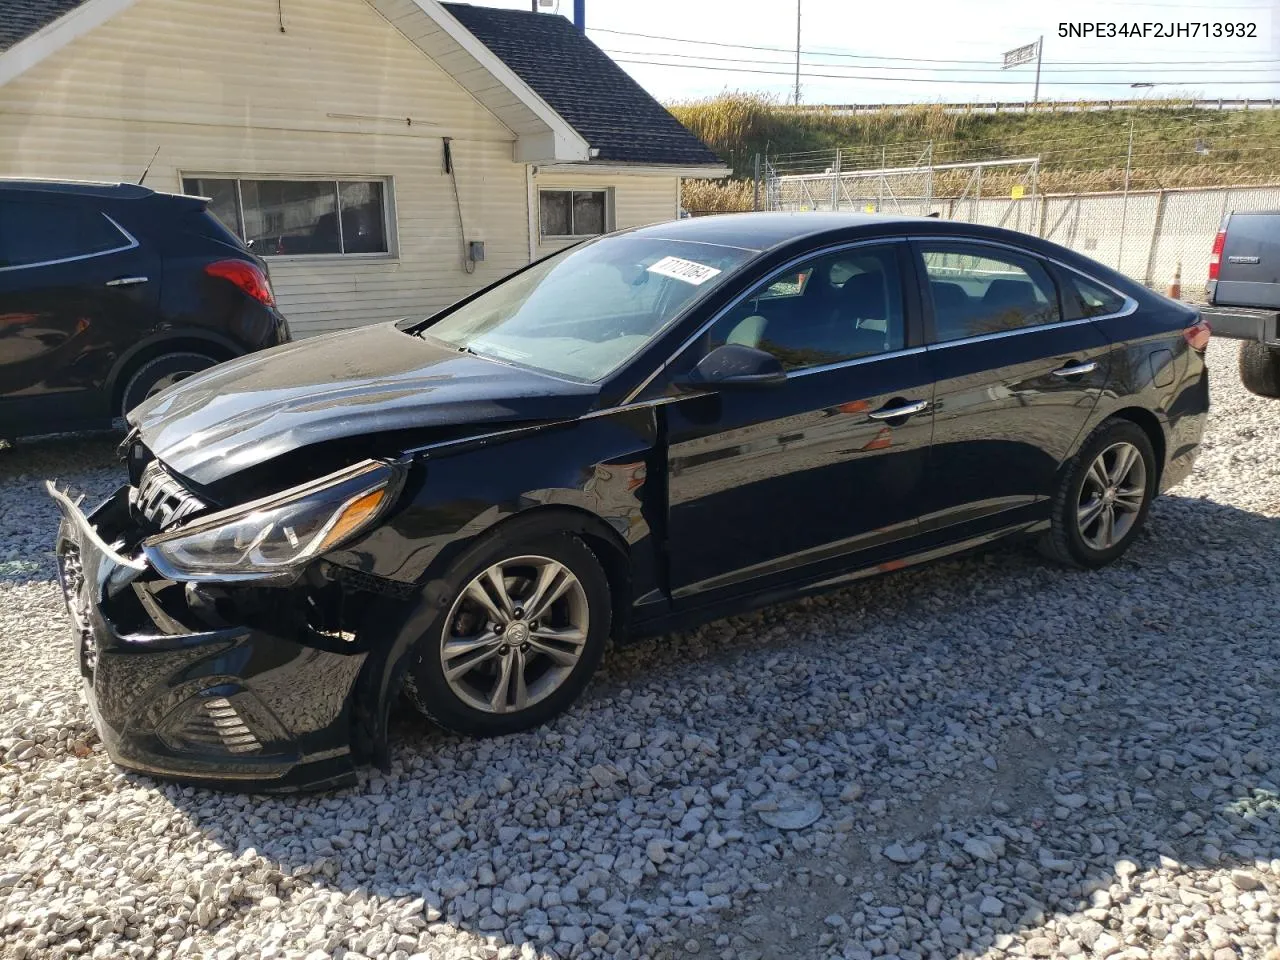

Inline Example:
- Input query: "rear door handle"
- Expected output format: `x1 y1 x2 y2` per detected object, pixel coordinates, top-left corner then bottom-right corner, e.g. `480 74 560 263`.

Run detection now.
868 399 930 420
105 276 149 287
1052 360 1098 378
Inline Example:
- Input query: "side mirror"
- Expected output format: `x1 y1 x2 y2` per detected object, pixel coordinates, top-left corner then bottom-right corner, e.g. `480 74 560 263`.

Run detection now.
673 343 787 391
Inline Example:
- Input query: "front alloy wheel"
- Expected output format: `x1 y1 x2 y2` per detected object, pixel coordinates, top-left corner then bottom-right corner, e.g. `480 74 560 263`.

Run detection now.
403 528 611 737
440 556 590 715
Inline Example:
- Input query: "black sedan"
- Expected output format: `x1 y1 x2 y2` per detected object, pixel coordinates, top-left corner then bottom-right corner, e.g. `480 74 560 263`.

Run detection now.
48 213 1210 791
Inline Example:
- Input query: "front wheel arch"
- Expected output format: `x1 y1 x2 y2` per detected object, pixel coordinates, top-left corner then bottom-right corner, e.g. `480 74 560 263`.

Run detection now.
108 331 242 417
347 504 633 766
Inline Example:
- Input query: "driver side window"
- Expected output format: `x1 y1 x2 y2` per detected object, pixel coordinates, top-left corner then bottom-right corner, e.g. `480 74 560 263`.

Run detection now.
709 245 906 372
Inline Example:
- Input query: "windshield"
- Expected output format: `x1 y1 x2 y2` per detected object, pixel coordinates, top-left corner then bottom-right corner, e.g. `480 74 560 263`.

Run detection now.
421 236 755 382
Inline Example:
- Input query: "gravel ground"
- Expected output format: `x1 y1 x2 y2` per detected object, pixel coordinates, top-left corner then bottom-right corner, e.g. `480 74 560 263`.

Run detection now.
2 337 1279 960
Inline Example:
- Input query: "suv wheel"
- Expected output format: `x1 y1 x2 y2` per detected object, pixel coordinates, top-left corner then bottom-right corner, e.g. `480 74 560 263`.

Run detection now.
1239 342 1280 399
1039 418 1158 569
119 352 218 421
402 530 611 737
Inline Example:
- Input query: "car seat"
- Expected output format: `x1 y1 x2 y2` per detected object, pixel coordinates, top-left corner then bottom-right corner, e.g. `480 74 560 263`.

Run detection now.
929 281 973 341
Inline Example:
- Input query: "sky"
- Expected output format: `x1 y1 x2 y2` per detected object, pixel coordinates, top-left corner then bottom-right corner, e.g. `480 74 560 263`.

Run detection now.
468 0 1280 104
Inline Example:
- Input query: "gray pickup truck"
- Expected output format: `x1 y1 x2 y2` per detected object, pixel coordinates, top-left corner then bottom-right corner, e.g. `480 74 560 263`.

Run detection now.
1202 210 1280 398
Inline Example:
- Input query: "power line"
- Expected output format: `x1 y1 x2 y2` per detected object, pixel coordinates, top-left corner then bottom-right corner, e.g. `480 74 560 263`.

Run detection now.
590 26 1280 67
601 47 1280 76
614 58 1280 86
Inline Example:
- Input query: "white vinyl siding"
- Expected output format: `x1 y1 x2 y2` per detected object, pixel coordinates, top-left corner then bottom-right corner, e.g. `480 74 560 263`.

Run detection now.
533 171 680 259
0 0 530 337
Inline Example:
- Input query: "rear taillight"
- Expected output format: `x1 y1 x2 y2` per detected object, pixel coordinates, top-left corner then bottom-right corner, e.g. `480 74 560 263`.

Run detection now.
205 259 275 306
1208 229 1227 281
1184 316 1212 351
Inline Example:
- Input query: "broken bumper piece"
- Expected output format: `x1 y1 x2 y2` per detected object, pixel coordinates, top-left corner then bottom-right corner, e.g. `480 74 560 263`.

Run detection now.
48 482 366 792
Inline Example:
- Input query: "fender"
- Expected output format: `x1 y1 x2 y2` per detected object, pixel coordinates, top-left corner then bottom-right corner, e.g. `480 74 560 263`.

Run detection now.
105 327 247 398
329 405 663 768
347 506 633 769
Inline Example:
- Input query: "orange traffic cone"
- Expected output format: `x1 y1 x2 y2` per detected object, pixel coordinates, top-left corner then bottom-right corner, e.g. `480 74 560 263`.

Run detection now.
1169 262 1182 300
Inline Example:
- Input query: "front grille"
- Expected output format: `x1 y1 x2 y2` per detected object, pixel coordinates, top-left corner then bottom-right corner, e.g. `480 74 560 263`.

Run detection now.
131 460 207 530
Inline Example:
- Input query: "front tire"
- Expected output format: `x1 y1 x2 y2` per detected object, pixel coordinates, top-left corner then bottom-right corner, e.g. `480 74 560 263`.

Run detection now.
1239 342 1280 399
120 352 219 420
1039 418 1157 569
403 530 611 737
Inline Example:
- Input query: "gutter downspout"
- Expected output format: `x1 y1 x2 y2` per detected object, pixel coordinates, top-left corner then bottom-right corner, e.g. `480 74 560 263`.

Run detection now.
526 164 538 263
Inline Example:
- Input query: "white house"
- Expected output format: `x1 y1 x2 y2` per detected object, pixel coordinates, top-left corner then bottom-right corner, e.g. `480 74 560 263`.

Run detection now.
0 0 729 336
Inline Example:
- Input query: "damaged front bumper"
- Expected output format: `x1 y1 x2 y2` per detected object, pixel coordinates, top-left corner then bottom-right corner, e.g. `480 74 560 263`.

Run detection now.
49 483 368 792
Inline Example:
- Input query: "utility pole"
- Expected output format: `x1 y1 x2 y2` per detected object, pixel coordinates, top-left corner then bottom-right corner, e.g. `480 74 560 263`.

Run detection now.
793 0 801 105
1033 35 1043 104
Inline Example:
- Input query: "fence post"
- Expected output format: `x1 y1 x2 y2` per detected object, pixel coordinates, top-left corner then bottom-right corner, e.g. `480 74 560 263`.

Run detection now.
753 153 761 212
878 145 886 211
1143 189 1167 288
832 149 842 211
1037 194 1048 237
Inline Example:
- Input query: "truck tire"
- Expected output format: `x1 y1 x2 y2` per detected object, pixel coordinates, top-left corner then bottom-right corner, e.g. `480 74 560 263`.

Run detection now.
1239 342 1280 399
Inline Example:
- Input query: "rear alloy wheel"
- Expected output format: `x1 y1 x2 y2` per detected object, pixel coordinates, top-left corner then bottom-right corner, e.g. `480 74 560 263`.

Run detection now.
404 532 610 737
119 352 219 421
1039 419 1157 569
1239 342 1280 399
1075 442 1147 552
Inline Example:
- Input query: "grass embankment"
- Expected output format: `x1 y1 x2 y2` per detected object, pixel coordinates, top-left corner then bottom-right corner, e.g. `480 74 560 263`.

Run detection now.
672 93 1280 213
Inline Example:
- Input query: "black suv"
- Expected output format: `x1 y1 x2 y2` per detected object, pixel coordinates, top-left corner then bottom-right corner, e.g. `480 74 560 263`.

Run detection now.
0 180 290 439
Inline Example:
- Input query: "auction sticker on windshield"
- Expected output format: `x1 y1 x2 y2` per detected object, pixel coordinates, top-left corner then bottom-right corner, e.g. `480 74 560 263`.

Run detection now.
647 256 723 286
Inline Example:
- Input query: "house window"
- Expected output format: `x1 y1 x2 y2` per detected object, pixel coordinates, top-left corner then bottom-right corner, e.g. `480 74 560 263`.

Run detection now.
181 177 392 257
540 189 609 240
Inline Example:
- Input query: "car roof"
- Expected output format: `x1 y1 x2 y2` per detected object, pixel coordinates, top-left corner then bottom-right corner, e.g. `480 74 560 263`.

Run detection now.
0 179 157 200
628 212 1000 252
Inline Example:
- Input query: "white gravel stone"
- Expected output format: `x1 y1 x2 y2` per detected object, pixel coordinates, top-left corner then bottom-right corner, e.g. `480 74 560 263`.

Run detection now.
1 341 1278 959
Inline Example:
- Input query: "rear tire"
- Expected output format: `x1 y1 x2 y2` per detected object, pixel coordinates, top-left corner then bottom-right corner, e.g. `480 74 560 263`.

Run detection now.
402 528 611 737
1239 342 1280 399
119 352 218 420
1038 418 1157 570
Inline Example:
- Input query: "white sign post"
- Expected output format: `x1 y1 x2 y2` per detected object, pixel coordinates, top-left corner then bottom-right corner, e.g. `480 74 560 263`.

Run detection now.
1002 36 1043 104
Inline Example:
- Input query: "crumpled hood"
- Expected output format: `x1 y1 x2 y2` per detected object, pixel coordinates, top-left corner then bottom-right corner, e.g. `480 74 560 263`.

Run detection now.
130 322 598 485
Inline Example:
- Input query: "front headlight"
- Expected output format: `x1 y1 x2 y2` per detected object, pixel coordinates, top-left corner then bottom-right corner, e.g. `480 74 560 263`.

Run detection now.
143 460 402 581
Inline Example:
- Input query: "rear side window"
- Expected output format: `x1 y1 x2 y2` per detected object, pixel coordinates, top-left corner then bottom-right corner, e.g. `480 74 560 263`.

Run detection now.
1062 272 1127 319
0 200 131 268
920 244 1060 343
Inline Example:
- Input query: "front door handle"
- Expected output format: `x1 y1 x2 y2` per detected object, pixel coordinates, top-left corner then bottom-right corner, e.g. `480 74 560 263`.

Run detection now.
868 399 930 421
1052 360 1098 378
105 276 149 287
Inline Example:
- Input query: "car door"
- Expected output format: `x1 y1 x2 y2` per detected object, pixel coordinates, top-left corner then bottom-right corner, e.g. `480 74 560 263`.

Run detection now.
915 239 1112 535
662 241 935 606
0 196 161 433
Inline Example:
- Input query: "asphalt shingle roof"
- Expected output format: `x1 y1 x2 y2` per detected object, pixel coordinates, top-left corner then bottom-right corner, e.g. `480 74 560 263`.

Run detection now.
0 0 86 52
442 3 724 168
1 0 724 169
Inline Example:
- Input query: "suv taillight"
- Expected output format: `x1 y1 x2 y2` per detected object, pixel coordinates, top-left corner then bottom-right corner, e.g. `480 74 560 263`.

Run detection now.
205 259 275 306
1184 316 1212 351
1209 228 1227 281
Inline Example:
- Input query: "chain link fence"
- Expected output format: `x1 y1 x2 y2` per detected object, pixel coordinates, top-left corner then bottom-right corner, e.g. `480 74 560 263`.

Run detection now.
768 164 1280 297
